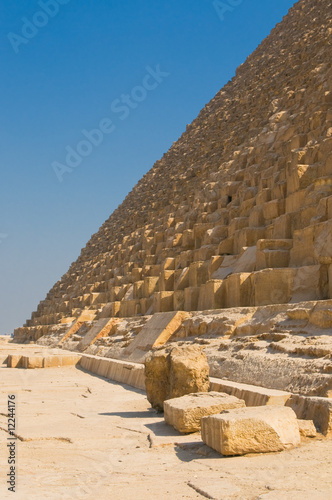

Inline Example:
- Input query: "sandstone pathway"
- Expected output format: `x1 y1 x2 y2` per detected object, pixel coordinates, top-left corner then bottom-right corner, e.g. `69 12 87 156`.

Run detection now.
0 342 332 500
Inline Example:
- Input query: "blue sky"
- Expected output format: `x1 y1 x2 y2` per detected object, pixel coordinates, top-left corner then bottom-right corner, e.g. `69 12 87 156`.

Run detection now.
0 0 296 334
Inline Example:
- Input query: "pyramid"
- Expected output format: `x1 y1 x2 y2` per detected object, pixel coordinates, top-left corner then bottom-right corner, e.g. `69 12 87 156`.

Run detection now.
14 0 332 400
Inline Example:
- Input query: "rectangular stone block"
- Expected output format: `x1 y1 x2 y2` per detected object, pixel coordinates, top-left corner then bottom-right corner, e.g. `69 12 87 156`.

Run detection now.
225 273 252 308
153 292 174 313
201 406 300 456
7 355 23 368
164 392 245 433
143 277 159 298
184 287 200 312
198 279 225 310
286 395 332 436
209 378 291 407
252 268 294 306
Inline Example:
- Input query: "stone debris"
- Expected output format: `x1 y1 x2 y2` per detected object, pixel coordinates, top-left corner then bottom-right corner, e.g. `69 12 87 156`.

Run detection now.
297 419 317 438
201 406 301 456
164 391 245 433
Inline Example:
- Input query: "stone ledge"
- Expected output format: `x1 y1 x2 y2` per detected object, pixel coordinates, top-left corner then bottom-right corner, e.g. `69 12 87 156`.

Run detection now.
210 377 291 407
79 354 145 391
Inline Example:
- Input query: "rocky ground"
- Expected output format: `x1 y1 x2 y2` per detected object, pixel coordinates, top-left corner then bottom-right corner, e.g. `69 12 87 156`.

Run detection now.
0 338 332 500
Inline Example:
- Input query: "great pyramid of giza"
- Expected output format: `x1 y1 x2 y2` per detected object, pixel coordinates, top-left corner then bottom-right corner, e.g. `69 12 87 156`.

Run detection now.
13 0 332 410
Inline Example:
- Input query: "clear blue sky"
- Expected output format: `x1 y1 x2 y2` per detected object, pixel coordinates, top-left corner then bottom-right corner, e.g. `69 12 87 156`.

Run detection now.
0 0 296 335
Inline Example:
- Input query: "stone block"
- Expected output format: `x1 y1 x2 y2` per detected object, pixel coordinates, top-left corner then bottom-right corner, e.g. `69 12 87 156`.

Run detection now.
153 292 174 313
201 406 300 456
198 280 225 310
287 395 332 436
184 287 200 311
209 378 291 407
297 419 317 438
143 277 159 298
252 268 294 306
7 355 23 368
164 392 245 433
145 345 210 412
225 273 252 308
159 270 175 292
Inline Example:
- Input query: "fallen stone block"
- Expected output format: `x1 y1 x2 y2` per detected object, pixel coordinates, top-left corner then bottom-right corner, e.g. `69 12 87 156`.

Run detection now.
297 419 317 438
145 345 210 412
201 406 301 456
164 391 245 433
209 378 291 406
7 354 23 368
286 395 332 436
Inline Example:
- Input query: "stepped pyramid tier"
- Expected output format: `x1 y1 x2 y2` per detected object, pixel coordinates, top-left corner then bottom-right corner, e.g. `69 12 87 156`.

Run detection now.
14 0 332 398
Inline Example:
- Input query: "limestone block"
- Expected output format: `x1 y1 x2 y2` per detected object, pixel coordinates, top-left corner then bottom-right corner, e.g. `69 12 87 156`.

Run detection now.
143 277 159 298
162 258 175 271
153 292 174 313
194 244 217 262
7 355 23 368
256 239 292 270
252 268 294 306
184 287 200 312
286 395 332 436
201 406 300 456
218 237 234 255
145 345 210 412
43 355 81 367
208 256 224 279
189 262 209 288
314 220 332 264
225 273 252 308
145 349 171 411
175 267 190 290
21 356 44 369
262 199 285 221
173 290 185 311
182 229 195 249
169 345 210 399
228 217 249 237
297 419 317 438
159 270 175 292
248 206 264 227
309 303 332 328
285 190 306 213
119 299 138 318
133 280 144 300
164 392 245 433
209 378 291 407
131 268 142 282
234 227 266 254
139 298 153 315
110 302 121 317
194 223 214 248
290 226 316 267
291 265 321 302
198 280 225 310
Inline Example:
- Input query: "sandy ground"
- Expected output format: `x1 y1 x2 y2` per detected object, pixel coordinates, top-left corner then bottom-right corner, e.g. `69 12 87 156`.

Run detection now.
0 338 332 500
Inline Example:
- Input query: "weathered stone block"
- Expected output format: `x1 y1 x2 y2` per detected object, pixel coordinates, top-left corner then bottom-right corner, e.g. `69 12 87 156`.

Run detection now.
201 406 300 456
164 392 245 433
145 345 210 412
